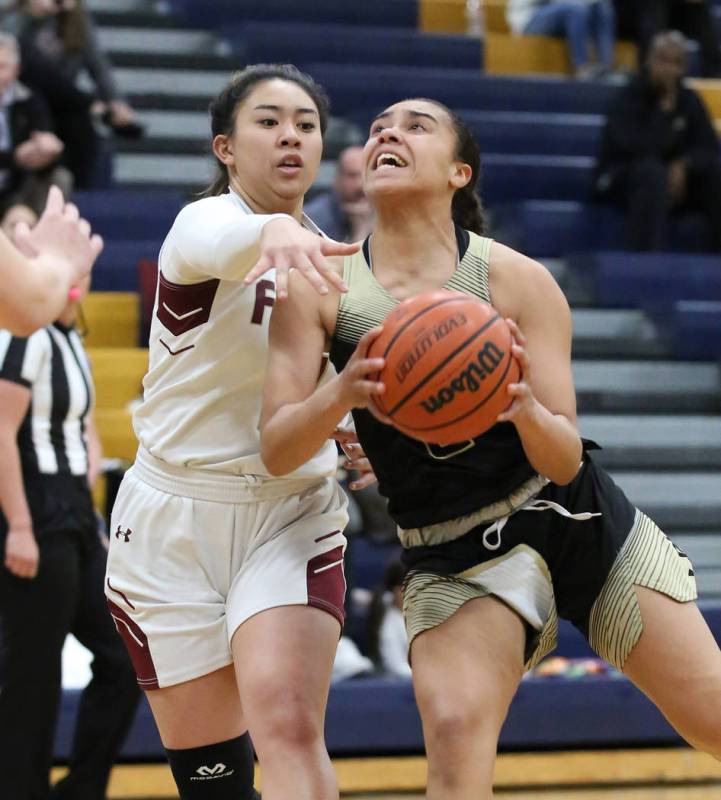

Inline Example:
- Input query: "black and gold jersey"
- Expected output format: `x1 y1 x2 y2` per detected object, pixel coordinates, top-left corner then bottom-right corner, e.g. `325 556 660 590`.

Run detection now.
329 226 537 530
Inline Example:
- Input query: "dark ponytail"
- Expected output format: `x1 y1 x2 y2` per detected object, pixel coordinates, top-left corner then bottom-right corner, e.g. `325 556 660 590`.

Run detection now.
200 63 330 198
446 106 486 235
410 98 486 235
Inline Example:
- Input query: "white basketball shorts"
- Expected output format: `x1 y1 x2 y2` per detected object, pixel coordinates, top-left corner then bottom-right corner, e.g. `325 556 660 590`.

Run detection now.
105 449 348 690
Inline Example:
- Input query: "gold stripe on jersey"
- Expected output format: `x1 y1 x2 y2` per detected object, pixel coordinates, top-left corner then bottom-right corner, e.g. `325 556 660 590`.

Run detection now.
588 510 697 669
335 233 494 346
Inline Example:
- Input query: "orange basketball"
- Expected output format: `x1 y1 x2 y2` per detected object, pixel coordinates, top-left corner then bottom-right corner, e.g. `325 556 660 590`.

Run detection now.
368 290 519 445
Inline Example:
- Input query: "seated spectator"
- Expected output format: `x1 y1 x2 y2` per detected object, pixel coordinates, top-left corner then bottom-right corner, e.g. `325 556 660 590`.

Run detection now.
5 0 142 187
506 0 617 78
625 0 721 77
0 31 69 231
366 560 411 679
596 30 721 251
305 145 374 242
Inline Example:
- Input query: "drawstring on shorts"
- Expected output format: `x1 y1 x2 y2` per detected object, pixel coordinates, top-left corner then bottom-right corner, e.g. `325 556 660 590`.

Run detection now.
481 498 601 551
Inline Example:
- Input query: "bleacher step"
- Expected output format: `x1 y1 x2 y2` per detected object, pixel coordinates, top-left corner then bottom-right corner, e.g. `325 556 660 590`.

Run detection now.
124 111 361 160
609 471 721 531
115 154 336 190
87 0 152 13
99 26 218 55
115 66 227 98
579 414 721 470
571 309 666 359
574 360 721 413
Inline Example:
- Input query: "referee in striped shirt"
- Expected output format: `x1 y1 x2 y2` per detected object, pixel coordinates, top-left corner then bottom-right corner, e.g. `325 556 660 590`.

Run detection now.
0 276 139 800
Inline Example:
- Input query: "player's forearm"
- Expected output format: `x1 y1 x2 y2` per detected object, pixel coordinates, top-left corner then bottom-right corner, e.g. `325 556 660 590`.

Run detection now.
0 430 32 528
513 402 582 485
212 214 292 280
261 378 351 475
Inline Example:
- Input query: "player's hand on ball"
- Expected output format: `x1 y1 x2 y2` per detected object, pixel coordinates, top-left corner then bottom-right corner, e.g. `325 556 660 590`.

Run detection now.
337 327 389 419
496 318 536 425
244 217 358 299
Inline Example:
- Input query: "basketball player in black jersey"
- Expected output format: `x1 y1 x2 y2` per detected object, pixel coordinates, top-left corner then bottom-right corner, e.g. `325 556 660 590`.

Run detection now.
260 98 721 799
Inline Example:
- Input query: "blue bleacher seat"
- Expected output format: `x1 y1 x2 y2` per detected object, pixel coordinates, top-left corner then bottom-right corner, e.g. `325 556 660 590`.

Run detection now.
466 111 604 157
671 301 721 360
482 155 595 203
73 190 183 242
492 201 624 256
302 66 620 125
567 252 721 309
170 0 418 29
492 201 714 257
225 22 481 70
92 241 163 291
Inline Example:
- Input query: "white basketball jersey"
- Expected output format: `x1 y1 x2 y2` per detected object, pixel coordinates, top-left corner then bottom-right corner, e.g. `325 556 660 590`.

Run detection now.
133 190 338 479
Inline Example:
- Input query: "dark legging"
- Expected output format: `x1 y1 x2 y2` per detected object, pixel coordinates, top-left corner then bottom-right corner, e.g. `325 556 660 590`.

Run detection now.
0 526 140 800
607 155 721 251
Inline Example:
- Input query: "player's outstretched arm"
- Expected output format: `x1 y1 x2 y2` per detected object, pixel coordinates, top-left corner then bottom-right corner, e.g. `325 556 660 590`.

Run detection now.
260 271 384 476
0 187 103 336
244 218 358 299
172 205 358 297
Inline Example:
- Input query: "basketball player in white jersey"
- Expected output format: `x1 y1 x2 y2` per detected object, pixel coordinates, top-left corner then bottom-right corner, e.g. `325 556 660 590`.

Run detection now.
105 64 360 800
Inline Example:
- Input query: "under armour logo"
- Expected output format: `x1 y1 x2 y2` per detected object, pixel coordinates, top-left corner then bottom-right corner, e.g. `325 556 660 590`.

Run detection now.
115 525 132 542
191 763 234 781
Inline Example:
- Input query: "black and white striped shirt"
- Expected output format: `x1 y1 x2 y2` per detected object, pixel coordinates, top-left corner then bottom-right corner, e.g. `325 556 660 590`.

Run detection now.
0 323 93 477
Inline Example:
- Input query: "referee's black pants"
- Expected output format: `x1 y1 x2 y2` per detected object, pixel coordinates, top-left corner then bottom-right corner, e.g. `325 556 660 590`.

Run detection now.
0 519 140 800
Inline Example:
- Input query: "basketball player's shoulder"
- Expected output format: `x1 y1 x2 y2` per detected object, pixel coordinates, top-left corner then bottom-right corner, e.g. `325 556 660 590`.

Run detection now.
489 240 561 294
172 193 243 230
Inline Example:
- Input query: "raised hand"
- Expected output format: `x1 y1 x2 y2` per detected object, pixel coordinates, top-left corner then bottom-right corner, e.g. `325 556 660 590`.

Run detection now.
244 217 358 298
14 186 103 284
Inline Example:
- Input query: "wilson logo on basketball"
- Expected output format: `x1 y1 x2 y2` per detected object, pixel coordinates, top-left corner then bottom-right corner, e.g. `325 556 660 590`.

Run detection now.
395 312 468 384
419 341 505 414
368 290 519 445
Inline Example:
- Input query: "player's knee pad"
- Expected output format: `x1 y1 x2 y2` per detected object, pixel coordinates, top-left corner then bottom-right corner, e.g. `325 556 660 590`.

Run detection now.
165 732 260 799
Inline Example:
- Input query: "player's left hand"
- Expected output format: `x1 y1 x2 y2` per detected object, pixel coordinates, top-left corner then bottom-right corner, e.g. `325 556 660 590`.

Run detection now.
332 427 377 490
496 318 537 425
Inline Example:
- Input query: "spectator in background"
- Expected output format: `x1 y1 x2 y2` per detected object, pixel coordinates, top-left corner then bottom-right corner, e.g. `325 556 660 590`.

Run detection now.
5 0 143 187
305 145 375 242
627 0 721 77
506 0 617 78
366 560 410 679
0 267 140 800
596 30 721 251
0 32 69 230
